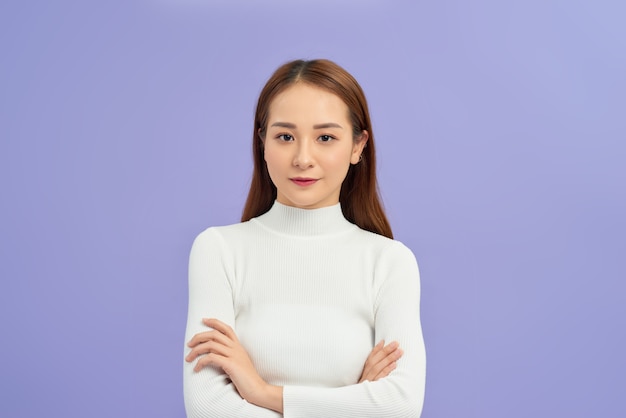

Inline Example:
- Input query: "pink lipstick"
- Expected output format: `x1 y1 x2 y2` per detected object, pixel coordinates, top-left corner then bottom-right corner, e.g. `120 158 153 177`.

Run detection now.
290 177 318 187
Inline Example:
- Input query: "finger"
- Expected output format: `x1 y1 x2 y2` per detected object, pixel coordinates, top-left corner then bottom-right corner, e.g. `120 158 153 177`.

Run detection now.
382 341 399 355
365 341 398 370
187 328 232 348
370 340 385 357
203 318 238 341
369 347 403 379
373 360 398 380
193 352 229 373
362 344 402 382
186 336 233 362
187 331 212 348
362 340 385 369
187 339 232 363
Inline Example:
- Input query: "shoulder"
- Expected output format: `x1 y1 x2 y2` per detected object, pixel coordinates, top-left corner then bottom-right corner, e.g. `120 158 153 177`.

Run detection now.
353 228 418 264
193 220 258 244
189 221 261 259
351 229 420 293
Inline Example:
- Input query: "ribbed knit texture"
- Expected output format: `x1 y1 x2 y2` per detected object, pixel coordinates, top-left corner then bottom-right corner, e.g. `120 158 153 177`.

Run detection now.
184 201 426 417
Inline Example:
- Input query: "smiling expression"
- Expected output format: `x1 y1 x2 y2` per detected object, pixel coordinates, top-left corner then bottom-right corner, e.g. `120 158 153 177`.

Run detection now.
262 83 368 210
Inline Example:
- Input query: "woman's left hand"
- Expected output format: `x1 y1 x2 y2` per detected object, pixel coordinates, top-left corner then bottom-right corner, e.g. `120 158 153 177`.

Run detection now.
186 318 276 409
359 339 403 383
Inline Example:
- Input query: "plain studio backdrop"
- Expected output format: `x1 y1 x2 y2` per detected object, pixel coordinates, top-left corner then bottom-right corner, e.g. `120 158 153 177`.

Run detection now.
0 1 624 417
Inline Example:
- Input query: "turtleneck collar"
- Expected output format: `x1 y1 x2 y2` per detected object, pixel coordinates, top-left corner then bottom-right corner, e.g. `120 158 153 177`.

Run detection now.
252 201 357 237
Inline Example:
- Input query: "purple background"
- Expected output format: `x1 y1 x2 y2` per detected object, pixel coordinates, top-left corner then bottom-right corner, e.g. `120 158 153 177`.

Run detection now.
1 1 624 417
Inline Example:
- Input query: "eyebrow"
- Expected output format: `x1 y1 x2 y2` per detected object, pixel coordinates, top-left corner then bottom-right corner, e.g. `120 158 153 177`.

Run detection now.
270 122 344 129
313 122 343 129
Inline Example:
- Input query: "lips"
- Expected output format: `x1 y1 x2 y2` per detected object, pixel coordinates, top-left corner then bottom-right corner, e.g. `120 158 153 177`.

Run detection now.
290 178 318 187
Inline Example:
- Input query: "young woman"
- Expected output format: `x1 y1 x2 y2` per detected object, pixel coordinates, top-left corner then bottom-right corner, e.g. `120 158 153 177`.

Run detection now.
184 59 426 417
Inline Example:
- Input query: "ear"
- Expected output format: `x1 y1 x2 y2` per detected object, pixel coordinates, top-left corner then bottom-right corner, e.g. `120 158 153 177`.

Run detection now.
350 130 369 165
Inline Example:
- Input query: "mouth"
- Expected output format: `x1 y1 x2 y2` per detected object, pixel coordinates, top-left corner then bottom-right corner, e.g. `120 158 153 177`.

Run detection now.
290 177 318 187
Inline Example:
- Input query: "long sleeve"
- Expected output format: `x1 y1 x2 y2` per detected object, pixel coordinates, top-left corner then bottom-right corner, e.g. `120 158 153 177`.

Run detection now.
282 241 426 417
184 202 426 417
183 228 282 418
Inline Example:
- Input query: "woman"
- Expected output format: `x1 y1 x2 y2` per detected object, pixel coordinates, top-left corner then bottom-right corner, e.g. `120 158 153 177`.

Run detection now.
184 59 426 417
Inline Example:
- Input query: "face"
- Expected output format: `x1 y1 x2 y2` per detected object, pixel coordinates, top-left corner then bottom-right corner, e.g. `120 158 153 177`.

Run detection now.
262 83 368 210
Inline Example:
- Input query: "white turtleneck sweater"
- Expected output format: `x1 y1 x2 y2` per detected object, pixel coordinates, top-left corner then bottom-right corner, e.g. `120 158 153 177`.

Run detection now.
183 202 426 417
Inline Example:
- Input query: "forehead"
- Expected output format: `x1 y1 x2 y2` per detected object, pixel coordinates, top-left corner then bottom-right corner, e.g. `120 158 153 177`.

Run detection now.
267 83 349 123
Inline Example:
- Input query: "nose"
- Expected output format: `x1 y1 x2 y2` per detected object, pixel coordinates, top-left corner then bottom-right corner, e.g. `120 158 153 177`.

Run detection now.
293 139 314 168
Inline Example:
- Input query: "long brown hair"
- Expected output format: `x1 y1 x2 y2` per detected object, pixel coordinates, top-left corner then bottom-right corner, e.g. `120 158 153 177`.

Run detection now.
241 59 393 239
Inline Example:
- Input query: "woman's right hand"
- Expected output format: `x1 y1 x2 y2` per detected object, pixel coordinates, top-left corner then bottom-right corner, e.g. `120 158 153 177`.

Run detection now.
358 340 404 383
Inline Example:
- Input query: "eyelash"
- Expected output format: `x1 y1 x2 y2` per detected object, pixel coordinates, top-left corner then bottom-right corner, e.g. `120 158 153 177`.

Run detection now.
275 134 336 143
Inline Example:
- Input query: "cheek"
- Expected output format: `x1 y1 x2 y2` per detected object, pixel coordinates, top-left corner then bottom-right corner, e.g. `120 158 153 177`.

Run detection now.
263 145 286 175
323 149 353 172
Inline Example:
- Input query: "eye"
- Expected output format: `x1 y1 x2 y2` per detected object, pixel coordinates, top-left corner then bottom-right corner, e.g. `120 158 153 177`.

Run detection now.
318 134 335 143
277 134 294 142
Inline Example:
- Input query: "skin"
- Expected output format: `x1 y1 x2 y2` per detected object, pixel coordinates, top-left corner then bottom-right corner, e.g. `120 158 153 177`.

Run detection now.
186 83 403 413
263 82 367 209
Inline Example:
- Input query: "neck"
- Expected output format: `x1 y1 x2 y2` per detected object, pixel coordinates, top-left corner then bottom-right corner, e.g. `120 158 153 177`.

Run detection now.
253 201 356 237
